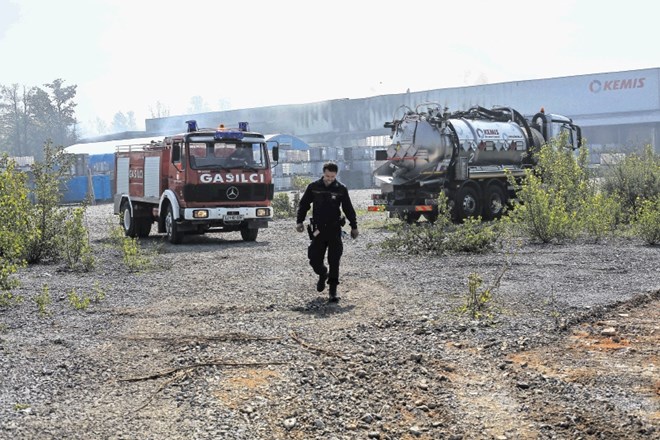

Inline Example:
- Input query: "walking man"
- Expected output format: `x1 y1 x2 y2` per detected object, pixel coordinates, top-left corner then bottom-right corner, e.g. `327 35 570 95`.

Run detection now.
296 162 358 302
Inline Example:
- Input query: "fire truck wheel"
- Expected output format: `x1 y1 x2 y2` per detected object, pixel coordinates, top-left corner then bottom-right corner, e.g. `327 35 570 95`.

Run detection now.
457 185 481 220
137 220 152 238
122 203 137 238
240 227 258 242
482 185 507 220
165 205 183 244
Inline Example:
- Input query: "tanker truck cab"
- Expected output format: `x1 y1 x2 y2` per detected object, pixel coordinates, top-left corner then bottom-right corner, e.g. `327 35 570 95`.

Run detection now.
369 104 582 223
531 110 582 151
114 120 279 244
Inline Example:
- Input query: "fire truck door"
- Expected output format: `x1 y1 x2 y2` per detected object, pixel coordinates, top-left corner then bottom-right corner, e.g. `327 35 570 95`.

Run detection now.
168 141 185 195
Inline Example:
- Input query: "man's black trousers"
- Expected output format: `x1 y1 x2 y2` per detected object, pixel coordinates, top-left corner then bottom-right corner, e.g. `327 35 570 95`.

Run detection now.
307 227 343 286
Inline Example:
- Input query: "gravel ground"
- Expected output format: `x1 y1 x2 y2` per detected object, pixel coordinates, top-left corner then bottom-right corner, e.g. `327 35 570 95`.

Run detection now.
1 189 658 440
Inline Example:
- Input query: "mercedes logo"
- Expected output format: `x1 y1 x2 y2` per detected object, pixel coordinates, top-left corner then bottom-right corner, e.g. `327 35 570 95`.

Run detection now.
226 186 239 200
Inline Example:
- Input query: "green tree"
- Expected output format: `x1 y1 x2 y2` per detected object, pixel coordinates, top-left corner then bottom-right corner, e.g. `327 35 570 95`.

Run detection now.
0 84 37 156
23 141 75 263
126 111 137 131
0 79 78 157
149 101 170 118
43 79 78 147
111 111 129 133
188 96 210 114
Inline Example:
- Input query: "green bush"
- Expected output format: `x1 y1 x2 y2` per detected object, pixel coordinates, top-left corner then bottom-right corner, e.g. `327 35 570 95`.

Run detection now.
67 283 105 311
2 143 95 295
506 170 579 243
57 206 95 271
633 195 660 245
380 193 499 255
0 155 30 293
458 273 493 320
380 222 448 255
35 284 52 317
601 145 660 221
579 192 620 242
291 175 312 192
445 217 498 253
272 192 296 219
506 139 590 243
23 141 76 263
109 225 153 272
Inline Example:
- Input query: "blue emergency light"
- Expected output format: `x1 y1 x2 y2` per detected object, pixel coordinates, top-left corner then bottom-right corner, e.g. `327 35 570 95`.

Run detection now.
215 130 244 140
238 122 249 132
186 120 198 133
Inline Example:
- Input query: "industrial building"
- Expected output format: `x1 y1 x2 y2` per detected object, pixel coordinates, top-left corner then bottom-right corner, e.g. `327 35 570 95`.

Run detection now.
143 67 660 154
66 67 660 199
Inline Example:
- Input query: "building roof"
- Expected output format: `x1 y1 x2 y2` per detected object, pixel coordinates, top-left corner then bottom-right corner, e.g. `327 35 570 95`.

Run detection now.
265 134 309 150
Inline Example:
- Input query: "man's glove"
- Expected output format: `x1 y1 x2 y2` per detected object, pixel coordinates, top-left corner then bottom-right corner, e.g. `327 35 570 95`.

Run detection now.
350 228 359 239
295 223 304 233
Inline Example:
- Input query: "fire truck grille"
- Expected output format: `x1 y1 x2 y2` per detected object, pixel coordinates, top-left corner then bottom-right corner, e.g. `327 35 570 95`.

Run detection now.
183 184 275 203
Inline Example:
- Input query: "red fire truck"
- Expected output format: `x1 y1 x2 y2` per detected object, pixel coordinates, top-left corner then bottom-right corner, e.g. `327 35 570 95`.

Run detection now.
113 121 279 244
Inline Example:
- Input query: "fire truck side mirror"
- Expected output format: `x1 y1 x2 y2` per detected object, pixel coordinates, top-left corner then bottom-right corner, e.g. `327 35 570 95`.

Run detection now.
272 146 279 162
172 143 181 162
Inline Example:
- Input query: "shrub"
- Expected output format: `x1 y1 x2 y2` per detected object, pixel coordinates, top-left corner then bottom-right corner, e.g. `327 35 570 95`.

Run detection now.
67 283 105 311
459 273 493 320
445 217 499 253
380 193 499 255
507 139 589 243
633 195 660 245
601 145 660 221
579 192 620 242
272 192 296 219
35 284 52 317
109 225 153 272
0 155 30 294
291 175 312 192
57 206 95 271
23 141 76 264
380 222 448 255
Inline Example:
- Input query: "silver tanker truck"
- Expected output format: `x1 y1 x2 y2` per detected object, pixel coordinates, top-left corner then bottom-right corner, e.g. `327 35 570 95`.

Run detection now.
369 104 582 222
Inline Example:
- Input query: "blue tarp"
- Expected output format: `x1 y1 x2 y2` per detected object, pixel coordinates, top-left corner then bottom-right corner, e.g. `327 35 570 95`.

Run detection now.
61 175 112 204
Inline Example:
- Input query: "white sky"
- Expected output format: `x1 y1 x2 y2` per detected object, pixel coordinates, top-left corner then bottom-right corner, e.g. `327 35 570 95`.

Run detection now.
1 0 660 136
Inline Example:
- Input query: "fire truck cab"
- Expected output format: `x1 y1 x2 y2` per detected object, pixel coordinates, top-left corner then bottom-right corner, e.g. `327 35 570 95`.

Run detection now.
114 121 279 244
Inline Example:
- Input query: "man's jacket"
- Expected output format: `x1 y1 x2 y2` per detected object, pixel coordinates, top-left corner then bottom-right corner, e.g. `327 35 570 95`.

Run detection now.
296 178 357 230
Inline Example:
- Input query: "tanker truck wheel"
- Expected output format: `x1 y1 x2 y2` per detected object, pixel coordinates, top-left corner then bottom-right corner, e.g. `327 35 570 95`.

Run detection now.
399 212 421 224
165 205 183 244
422 212 438 224
482 185 507 220
121 203 138 238
456 185 481 220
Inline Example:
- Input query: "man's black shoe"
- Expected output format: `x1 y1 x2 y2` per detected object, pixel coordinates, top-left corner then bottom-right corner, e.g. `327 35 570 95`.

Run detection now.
316 273 328 292
328 284 338 302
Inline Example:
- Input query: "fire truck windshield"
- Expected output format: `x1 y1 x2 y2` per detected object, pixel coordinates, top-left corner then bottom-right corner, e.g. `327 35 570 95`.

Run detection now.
188 142 267 170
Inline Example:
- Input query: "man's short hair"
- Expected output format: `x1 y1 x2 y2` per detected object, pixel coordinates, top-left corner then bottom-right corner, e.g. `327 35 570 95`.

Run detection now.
323 161 338 173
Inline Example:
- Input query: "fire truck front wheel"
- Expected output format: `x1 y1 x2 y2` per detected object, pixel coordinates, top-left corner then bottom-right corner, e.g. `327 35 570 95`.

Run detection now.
121 203 138 238
240 227 258 242
165 205 183 244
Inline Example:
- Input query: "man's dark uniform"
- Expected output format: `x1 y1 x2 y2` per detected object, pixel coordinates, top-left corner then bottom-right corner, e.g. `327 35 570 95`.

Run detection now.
296 178 357 297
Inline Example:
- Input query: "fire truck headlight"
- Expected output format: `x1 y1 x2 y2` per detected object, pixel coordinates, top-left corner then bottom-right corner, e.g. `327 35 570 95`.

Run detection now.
193 209 209 219
256 208 270 217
